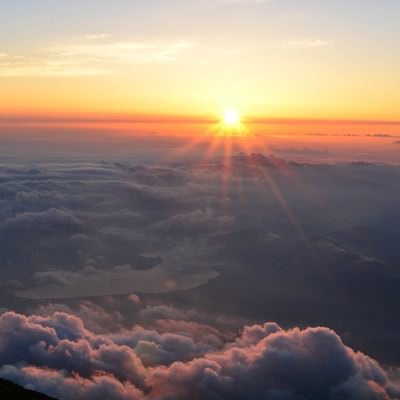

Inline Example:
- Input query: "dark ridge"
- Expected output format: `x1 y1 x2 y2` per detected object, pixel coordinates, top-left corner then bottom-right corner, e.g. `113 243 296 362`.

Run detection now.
0 378 58 400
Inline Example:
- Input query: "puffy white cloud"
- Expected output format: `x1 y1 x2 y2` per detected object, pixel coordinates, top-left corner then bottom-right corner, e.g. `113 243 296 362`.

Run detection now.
0 310 399 400
148 324 400 400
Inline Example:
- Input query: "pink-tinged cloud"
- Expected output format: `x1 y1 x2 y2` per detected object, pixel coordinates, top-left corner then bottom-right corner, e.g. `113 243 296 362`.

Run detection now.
147 323 400 399
0 312 399 400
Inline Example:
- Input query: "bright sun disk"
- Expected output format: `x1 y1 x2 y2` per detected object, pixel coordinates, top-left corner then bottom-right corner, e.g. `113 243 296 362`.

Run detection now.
222 108 241 126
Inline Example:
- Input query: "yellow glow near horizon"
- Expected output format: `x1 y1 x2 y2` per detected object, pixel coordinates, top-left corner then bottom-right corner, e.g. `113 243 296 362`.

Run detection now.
211 108 249 137
222 108 241 126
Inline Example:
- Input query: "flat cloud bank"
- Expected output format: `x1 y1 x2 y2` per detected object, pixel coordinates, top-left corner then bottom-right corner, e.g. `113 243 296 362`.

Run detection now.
16 263 219 299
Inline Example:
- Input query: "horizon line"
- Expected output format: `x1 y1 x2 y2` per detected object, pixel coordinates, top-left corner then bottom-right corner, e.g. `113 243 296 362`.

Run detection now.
1 113 400 126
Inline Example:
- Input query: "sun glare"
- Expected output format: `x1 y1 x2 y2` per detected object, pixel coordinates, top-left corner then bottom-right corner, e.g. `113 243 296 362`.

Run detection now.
222 108 241 126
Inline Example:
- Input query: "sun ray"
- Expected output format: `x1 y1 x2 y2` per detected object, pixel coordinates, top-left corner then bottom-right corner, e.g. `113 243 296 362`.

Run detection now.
159 135 208 165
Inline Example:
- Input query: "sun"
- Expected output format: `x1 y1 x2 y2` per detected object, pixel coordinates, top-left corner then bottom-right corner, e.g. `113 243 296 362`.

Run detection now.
213 107 248 137
222 108 241 126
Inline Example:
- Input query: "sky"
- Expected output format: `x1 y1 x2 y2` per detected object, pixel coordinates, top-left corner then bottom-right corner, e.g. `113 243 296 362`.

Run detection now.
1 0 400 123
1 3 400 400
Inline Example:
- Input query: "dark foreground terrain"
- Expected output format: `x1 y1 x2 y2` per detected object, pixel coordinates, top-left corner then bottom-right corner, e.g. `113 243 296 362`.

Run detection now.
0 378 57 400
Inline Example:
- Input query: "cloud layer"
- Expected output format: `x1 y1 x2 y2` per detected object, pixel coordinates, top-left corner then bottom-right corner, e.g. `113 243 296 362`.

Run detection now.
0 309 399 400
1 154 400 366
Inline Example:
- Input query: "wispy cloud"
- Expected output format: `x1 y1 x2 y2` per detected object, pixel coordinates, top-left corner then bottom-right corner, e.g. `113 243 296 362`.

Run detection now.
0 56 109 77
84 33 113 40
282 39 334 49
218 0 272 4
0 36 194 77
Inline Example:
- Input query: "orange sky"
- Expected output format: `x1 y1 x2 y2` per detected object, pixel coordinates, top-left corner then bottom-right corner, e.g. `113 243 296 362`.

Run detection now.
1 1 400 131
1 114 400 138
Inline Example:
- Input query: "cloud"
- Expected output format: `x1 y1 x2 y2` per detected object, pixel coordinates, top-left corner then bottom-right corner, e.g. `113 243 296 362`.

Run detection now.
16 241 220 299
17 263 218 299
217 0 272 4
36 301 123 334
148 323 400 399
0 311 146 386
128 294 142 305
0 38 194 77
149 207 235 236
271 146 334 157
282 39 334 48
0 56 108 77
84 34 113 40
45 39 194 63
1 208 83 234
0 310 399 400
139 305 188 322
1 156 400 365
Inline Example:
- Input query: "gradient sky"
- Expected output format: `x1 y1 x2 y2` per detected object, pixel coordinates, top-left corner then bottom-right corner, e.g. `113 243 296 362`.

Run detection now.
1 0 399 120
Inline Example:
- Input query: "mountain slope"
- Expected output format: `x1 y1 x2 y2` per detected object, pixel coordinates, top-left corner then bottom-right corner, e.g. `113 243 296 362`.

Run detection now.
0 378 58 400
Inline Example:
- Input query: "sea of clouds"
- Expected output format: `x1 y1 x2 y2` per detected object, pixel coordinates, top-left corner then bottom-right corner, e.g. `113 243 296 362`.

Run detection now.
0 148 400 398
